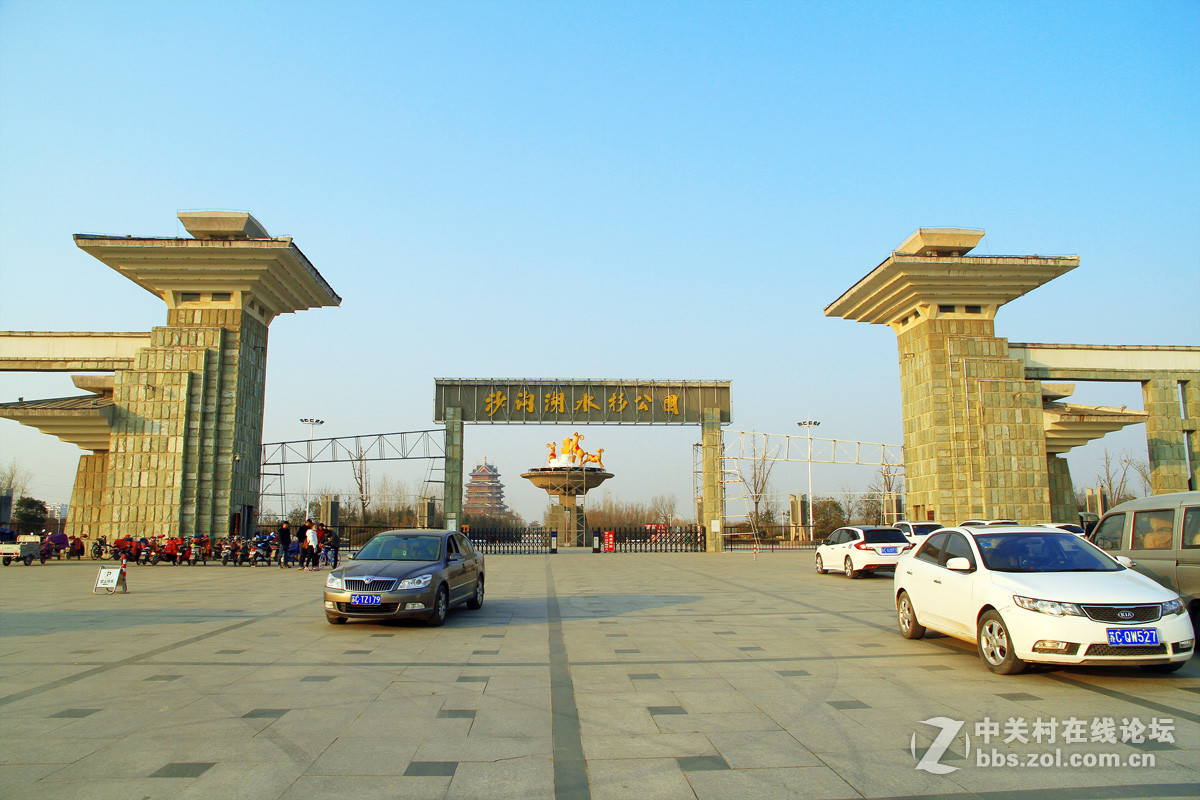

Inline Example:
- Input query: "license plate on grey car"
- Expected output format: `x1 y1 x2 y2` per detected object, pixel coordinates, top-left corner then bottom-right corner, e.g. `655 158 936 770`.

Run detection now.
350 594 381 606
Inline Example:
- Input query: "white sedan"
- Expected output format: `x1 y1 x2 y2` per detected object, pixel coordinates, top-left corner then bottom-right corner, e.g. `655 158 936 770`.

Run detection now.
816 526 913 579
894 527 1194 674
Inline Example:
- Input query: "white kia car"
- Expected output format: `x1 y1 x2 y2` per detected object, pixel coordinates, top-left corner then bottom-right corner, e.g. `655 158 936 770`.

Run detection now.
894 527 1194 674
816 526 913 579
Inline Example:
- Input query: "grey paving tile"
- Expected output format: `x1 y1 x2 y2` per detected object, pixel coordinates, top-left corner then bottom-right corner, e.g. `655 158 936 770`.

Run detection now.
404 761 457 777
827 700 870 709
677 755 730 771
148 762 216 778
648 706 688 715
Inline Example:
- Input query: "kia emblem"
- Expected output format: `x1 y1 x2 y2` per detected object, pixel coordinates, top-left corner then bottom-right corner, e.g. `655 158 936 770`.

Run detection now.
1117 610 1134 620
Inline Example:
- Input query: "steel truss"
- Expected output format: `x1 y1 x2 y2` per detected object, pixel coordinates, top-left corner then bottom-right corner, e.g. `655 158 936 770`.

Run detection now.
258 429 446 519
693 430 904 527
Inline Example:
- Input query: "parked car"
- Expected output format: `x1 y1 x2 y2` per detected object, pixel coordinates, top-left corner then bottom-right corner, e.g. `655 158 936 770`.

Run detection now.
959 519 1019 527
816 526 912 579
895 526 1194 674
1088 491 1200 636
895 520 943 545
323 529 484 626
1035 523 1086 536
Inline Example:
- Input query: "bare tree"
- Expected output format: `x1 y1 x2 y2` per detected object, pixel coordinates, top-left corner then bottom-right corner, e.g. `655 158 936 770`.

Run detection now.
0 459 33 499
649 494 678 526
1095 449 1146 506
350 454 371 524
739 434 777 532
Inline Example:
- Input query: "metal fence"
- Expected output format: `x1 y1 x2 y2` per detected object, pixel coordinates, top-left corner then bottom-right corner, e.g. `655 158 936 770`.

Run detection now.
721 524 819 551
591 526 706 553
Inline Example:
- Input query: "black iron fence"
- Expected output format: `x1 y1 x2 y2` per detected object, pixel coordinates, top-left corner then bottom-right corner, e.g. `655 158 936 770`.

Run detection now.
722 524 819 551
591 526 706 553
466 528 553 554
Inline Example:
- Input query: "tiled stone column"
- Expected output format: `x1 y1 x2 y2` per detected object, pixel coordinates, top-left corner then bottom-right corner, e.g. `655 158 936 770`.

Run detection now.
701 408 724 552
1142 375 1190 494
1047 454 1075 524
1183 378 1199 491
67 452 109 541
443 407 463 529
898 315 1051 524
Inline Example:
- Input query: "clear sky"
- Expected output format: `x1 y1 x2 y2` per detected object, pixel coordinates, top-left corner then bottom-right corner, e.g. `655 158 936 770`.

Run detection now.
1 0 1197 523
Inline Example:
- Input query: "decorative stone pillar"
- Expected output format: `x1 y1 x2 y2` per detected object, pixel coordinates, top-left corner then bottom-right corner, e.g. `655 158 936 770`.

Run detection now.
1142 375 1190 494
443 406 463 529
701 408 724 551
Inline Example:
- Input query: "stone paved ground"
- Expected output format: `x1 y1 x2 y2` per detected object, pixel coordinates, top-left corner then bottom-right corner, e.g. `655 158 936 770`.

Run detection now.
1 551 1198 800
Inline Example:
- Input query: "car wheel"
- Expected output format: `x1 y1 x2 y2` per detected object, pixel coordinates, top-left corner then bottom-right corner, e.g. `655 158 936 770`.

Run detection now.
325 614 347 625
977 610 1027 675
427 585 449 627
844 557 858 579
815 554 826 574
897 591 926 639
466 577 485 610
23 555 33 566
1140 662 1186 674
1 557 9 566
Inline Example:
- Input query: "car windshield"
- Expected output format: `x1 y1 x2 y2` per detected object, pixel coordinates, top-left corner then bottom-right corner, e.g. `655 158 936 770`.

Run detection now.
974 532 1121 573
863 529 908 544
911 523 942 535
355 534 442 562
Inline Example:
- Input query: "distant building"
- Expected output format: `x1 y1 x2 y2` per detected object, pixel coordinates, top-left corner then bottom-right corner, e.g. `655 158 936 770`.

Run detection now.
463 460 508 516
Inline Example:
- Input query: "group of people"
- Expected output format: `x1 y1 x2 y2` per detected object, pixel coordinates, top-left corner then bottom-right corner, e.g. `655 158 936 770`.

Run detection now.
275 519 339 570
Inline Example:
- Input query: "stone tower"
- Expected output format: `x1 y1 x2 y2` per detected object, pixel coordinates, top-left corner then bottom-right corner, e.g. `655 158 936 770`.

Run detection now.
0 212 340 541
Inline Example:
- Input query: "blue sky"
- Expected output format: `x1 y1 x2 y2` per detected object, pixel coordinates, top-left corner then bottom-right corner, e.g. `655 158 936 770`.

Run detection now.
1 0 1197 521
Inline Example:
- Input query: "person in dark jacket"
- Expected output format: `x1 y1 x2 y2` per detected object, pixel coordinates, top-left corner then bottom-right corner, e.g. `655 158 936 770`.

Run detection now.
278 522 292 568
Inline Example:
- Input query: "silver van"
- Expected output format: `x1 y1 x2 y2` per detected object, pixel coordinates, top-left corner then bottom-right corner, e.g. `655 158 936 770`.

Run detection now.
1090 491 1200 634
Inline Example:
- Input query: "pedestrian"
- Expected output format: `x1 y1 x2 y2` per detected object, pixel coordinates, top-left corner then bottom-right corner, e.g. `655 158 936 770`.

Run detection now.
327 527 340 569
305 523 319 570
278 522 292 568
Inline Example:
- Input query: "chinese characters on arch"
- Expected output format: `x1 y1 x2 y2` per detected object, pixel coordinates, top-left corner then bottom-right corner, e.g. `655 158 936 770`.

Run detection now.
434 380 731 425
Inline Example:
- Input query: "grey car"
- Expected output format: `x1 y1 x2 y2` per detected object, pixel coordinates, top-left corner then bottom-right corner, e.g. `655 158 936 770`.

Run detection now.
323 530 484 626
1089 491 1200 635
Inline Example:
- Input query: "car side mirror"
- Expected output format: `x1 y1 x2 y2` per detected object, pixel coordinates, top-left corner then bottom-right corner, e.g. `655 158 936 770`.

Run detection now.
946 556 973 572
449 553 462 562
1115 555 1135 568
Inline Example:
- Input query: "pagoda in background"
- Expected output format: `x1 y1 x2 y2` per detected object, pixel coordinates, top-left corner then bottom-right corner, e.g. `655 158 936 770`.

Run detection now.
463 459 509 516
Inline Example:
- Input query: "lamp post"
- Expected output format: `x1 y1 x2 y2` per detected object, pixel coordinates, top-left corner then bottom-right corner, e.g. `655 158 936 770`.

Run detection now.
797 420 820 540
300 418 324 520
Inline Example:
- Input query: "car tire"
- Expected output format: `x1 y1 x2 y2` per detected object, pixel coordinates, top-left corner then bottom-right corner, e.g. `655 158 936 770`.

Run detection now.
466 577 485 610
427 585 449 627
977 610 1027 675
23 555 33 566
815 554 826 574
897 591 926 640
325 614 347 625
1140 662 1186 674
1 557 9 566
844 557 858 579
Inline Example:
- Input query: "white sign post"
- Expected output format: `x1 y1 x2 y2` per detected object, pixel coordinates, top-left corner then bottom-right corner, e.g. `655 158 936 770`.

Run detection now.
93 556 128 594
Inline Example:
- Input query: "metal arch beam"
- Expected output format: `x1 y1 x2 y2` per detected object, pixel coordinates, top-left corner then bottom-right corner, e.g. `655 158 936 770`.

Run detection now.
260 429 446 466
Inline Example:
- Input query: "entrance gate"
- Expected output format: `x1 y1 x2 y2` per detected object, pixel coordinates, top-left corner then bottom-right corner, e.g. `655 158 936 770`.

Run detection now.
435 379 731 551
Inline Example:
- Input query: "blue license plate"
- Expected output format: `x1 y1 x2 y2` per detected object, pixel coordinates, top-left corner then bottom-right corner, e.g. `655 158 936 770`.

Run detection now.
1107 627 1158 646
350 594 381 606
882 547 898 554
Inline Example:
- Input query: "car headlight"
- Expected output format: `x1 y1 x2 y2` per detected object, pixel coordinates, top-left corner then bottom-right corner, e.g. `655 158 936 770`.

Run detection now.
325 573 344 590
1013 595 1085 617
1162 598 1186 617
398 574 433 590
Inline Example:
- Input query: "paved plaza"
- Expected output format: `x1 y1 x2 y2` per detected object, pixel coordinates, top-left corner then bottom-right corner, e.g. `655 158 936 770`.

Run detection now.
1 551 1198 800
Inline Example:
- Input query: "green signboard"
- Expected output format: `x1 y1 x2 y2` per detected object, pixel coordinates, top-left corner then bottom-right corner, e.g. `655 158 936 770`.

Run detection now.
435 379 730 425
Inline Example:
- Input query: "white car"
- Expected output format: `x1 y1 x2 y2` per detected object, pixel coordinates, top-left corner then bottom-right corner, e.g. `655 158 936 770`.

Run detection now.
816 526 913 579
1034 522 1087 536
959 519 1018 527
894 520 944 546
894 527 1194 674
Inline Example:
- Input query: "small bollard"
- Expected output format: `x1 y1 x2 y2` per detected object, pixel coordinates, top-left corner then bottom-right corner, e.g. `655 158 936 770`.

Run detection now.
550 530 558 554
592 532 600 553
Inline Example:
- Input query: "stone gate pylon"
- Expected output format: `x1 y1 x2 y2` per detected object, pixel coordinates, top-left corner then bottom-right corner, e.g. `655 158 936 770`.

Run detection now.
0 212 340 540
